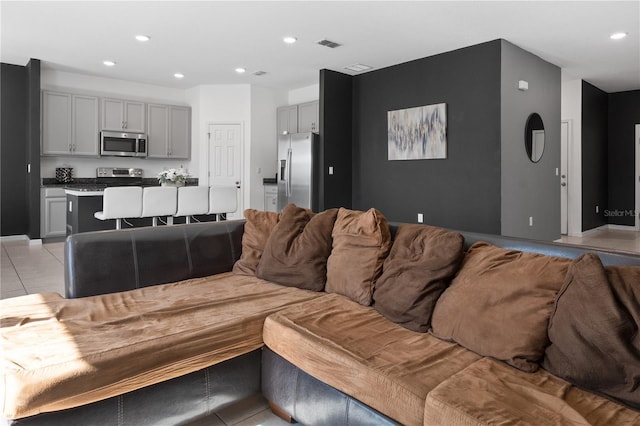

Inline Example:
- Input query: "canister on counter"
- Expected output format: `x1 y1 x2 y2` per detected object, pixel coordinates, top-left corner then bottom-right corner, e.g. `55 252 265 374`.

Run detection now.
55 167 74 183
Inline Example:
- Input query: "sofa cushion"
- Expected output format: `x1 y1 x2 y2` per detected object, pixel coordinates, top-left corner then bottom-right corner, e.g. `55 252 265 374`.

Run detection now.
373 224 464 332
543 253 640 409
232 209 280 276
431 241 571 372
0 273 320 420
263 293 481 426
424 357 640 426
256 204 338 291
325 208 392 305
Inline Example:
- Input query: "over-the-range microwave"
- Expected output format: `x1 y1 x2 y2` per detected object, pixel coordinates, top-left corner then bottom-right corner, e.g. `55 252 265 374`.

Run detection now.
100 131 147 157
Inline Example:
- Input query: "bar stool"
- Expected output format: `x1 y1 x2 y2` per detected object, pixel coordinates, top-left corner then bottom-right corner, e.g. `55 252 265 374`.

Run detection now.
175 186 209 224
208 186 238 221
141 187 177 226
94 186 143 230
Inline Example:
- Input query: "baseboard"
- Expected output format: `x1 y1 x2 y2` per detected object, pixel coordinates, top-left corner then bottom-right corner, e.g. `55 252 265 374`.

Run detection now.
0 234 29 242
0 235 43 245
606 224 637 232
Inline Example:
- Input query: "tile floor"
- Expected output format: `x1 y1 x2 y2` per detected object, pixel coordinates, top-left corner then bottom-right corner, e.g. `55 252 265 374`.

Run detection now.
556 228 640 254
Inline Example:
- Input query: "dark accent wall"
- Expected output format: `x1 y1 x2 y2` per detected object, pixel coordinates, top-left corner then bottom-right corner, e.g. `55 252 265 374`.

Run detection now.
318 69 352 211
0 59 40 238
608 90 640 226
1 64 29 236
581 80 608 231
351 40 502 233
27 59 41 239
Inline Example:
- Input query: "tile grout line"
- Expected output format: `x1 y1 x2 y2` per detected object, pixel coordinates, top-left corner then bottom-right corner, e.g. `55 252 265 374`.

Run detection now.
1 244 28 295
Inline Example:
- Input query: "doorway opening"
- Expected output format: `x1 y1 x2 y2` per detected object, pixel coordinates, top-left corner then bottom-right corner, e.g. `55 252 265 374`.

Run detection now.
561 120 570 235
636 124 639 231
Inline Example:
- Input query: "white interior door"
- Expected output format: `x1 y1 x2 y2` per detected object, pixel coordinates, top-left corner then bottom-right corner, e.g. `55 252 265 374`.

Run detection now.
561 121 569 235
208 123 243 220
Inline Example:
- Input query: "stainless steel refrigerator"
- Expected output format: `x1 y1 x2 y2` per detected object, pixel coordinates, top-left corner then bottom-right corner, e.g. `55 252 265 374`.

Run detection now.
277 132 318 212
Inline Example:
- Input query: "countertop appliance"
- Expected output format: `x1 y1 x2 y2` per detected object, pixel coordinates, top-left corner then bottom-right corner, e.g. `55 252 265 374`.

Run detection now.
96 167 143 186
277 132 318 212
100 131 147 157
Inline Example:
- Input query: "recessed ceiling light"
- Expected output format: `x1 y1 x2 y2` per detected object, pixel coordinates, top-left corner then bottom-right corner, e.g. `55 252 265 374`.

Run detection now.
135 35 150 42
610 32 628 40
174 73 184 79
235 67 246 74
103 60 116 67
283 36 297 44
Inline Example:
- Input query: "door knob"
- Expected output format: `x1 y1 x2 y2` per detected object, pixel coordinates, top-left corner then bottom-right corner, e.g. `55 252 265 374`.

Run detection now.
561 182 567 187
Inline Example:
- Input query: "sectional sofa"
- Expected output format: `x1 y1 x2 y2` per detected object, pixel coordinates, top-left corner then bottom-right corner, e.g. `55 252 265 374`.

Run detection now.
1 205 639 425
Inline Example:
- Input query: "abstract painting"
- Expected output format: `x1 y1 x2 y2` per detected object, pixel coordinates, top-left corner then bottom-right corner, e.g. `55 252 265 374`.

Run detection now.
388 103 447 160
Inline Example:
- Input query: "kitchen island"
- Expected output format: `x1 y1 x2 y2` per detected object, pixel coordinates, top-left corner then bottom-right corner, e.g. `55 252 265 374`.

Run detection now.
65 187 217 235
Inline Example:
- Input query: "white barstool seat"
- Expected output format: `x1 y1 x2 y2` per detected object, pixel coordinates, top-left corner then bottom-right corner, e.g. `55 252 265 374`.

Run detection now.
208 186 238 221
94 186 143 230
175 186 209 224
141 186 177 226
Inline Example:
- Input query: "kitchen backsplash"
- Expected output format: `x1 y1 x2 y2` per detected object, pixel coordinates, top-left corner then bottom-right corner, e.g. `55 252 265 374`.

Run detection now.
40 156 194 180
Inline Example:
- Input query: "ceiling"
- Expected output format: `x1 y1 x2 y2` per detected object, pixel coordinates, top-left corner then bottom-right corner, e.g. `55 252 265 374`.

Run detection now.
2 1 638 93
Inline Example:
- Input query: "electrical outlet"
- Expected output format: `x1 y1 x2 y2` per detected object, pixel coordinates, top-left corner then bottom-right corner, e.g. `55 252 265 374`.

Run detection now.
328 166 334 175
417 213 424 223
595 205 599 214
529 216 533 227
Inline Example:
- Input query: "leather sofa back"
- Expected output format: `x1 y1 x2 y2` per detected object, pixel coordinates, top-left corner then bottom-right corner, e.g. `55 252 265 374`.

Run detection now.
65 221 245 298
65 220 640 299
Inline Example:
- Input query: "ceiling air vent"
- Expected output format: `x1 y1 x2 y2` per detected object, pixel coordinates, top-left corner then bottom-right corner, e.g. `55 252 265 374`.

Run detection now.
316 39 341 48
344 63 373 73
252 70 267 76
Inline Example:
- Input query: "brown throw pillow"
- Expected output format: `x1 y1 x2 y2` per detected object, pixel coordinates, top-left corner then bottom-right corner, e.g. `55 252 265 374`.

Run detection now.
232 209 280 276
373 224 465 333
256 204 338 291
431 241 571 372
325 207 391 306
543 253 640 409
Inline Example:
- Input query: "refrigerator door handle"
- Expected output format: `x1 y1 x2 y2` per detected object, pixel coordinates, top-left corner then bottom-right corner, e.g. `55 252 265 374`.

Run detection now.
287 148 292 197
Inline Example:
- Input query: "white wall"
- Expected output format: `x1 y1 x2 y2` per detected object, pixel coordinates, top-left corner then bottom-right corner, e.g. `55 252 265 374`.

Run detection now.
250 86 287 210
185 84 251 216
561 75 582 236
287 83 319 105
40 69 191 179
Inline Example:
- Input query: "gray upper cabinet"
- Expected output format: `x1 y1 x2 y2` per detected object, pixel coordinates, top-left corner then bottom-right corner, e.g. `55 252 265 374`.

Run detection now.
298 101 319 133
147 104 191 159
72 95 100 155
277 105 298 136
42 90 99 156
102 98 145 132
42 91 72 155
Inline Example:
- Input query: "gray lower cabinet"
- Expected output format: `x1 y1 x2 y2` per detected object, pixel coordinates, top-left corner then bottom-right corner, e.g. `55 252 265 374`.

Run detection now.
264 184 278 212
41 188 67 238
147 104 191 159
42 91 100 156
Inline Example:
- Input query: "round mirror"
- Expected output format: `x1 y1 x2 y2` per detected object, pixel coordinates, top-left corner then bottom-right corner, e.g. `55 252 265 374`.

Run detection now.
525 113 545 162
